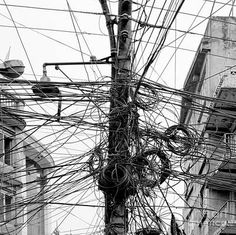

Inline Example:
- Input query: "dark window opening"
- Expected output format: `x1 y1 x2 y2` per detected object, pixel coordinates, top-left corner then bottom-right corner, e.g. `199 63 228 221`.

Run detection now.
4 137 12 165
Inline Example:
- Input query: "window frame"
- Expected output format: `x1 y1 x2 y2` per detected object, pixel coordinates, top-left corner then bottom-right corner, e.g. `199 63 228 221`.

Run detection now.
0 192 13 223
0 132 14 166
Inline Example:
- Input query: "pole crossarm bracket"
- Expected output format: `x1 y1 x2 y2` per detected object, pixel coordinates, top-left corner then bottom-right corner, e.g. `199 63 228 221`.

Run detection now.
42 57 114 69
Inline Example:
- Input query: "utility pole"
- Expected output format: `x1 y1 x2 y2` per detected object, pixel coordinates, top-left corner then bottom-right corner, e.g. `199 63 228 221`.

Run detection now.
98 0 132 234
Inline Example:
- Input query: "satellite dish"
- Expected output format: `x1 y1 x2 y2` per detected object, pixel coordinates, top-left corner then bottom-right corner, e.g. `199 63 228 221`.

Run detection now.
0 60 25 79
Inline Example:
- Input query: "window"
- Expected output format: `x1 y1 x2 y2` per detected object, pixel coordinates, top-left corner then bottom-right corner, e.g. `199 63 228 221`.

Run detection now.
200 184 205 209
0 134 13 166
5 195 12 221
4 137 12 165
197 64 206 92
26 159 44 235
0 193 13 223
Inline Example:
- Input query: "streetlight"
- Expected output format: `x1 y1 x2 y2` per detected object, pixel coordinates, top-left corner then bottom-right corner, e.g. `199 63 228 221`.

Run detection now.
31 68 61 121
31 70 61 98
31 57 113 120
0 60 24 79
0 59 26 130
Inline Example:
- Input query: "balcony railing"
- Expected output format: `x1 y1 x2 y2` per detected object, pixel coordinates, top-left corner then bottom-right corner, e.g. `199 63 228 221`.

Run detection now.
205 72 236 133
206 136 236 189
0 90 24 111
210 200 235 221
0 90 26 130
209 200 236 234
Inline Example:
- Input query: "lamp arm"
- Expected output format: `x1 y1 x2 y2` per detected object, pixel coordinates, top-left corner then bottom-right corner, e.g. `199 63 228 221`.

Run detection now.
57 94 62 122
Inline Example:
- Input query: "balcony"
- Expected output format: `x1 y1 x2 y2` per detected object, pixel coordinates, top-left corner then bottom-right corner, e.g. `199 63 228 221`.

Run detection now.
0 90 26 130
0 162 22 187
205 74 236 134
206 133 236 189
208 200 236 234
0 223 15 234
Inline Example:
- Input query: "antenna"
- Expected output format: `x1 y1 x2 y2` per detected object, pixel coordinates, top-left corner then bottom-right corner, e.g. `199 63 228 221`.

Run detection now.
5 46 11 61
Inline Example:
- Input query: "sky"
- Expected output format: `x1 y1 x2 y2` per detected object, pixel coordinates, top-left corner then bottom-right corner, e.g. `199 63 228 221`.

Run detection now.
0 0 235 234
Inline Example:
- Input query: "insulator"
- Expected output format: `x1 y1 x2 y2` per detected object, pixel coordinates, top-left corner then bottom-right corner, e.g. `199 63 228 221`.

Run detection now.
120 0 131 15
90 55 97 62
121 30 129 40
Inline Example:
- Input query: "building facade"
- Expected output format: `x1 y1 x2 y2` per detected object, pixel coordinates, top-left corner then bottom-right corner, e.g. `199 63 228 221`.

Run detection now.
180 17 236 235
0 85 54 235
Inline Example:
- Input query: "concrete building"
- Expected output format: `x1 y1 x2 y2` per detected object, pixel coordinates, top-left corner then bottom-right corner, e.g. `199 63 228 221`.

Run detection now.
180 16 236 235
0 87 54 235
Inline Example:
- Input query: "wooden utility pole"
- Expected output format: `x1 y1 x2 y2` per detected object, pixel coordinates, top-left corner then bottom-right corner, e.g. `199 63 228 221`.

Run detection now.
99 0 132 234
